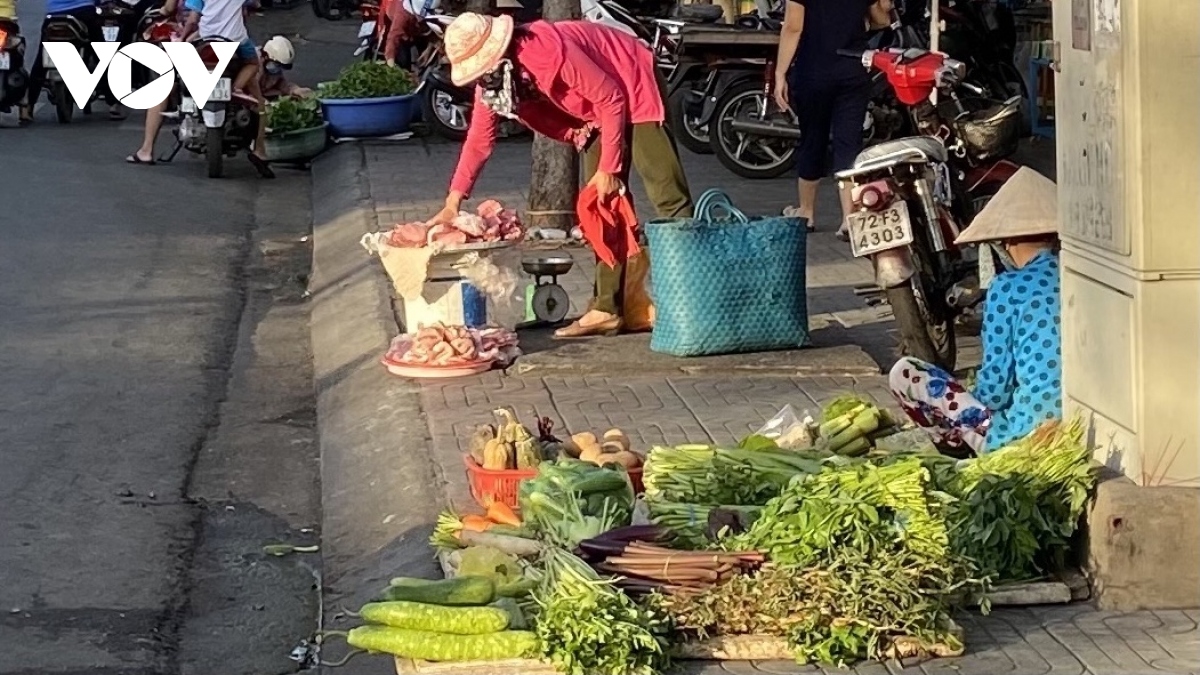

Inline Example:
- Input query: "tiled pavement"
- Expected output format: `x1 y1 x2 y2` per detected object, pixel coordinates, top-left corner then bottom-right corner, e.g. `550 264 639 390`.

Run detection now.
341 137 1200 674
364 139 908 366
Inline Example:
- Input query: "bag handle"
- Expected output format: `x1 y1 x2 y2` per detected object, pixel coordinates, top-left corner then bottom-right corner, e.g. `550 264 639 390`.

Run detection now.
694 189 749 224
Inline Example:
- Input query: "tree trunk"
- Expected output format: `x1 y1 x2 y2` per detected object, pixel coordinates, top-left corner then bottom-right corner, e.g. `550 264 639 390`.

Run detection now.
526 0 582 231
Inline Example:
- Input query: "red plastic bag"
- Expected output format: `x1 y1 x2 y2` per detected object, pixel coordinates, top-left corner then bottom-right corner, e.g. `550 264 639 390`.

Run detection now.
575 185 641 268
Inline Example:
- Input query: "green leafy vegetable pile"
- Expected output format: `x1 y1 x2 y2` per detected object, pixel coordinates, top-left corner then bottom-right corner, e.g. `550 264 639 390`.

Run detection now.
265 96 322 134
895 418 1095 581
720 456 979 664
534 547 671 675
517 458 635 548
654 419 1095 665
318 61 415 99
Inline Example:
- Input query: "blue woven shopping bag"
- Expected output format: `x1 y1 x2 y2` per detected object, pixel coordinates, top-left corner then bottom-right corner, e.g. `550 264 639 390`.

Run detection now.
645 189 809 357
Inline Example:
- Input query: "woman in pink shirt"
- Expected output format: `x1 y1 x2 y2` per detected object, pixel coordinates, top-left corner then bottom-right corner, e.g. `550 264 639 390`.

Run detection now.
434 13 693 339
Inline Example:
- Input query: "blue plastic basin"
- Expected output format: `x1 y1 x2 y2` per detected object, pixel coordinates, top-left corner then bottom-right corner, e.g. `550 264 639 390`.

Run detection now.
319 93 416 138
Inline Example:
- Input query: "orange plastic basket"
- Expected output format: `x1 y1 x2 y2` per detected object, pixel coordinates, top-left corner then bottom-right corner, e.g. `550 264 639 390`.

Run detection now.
463 456 645 510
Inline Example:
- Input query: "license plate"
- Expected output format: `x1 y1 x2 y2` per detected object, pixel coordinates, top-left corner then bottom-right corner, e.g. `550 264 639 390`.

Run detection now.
0 53 9 71
208 78 231 102
102 25 120 41
357 20 376 38
847 201 914 257
181 96 196 113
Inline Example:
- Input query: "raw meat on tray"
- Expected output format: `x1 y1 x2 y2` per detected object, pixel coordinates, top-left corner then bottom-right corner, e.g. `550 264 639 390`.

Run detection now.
385 324 520 367
384 200 524 249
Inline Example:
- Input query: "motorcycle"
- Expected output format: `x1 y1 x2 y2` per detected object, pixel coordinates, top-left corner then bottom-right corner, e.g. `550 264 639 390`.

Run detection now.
833 46 1022 370
353 0 381 59
163 37 257 178
38 12 100 123
0 18 29 114
900 0 1027 123
38 0 140 123
672 7 911 178
651 4 723 154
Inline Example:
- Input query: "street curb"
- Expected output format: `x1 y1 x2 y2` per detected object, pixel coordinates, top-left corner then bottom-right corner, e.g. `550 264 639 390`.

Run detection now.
308 144 442 647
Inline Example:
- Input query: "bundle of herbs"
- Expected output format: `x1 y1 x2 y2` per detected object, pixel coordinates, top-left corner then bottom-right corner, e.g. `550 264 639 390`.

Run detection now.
714 457 981 664
896 418 1096 581
533 547 672 675
652 557 968 664
642 444 831 506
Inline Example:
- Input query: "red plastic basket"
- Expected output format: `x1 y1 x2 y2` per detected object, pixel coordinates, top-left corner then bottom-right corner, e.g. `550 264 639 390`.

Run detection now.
463 456 645 510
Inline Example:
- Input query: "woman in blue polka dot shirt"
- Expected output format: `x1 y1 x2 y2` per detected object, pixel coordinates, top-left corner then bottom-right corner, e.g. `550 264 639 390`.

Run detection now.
889 168 1063 454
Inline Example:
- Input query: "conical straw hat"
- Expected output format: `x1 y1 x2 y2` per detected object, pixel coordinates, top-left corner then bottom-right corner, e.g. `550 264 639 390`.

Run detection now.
955 167 1059 245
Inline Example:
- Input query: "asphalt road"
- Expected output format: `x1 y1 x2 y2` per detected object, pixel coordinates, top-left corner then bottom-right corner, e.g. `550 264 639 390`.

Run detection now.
0 5 359 674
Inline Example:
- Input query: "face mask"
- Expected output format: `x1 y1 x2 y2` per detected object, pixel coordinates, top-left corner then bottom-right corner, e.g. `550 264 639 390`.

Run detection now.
992 243 1018 271
480 59 518 119
265 61 283 76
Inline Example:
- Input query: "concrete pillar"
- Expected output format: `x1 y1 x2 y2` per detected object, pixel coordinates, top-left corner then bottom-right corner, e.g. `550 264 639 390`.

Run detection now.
1053 0 1200 488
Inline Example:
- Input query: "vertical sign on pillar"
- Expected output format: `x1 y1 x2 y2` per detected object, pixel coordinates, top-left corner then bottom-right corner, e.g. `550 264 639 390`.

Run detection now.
1056 0 1127 256
1071 0 1091 51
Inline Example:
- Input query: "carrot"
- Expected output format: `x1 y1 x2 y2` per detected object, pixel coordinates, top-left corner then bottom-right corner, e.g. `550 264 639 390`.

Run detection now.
485 501 522 528
460 515 494 532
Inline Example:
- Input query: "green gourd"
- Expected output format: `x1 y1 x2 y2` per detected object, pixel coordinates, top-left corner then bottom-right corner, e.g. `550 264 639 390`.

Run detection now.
347 626 539 661
382 576 495 606
359 601 509 635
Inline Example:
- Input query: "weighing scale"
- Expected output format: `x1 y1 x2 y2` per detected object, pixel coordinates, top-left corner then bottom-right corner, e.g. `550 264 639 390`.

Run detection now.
522 257 574 324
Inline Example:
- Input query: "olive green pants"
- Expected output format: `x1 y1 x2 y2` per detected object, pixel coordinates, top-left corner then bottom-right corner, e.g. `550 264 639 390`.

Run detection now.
582 121 694 317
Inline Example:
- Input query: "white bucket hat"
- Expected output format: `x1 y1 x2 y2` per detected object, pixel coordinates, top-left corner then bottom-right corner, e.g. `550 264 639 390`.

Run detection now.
955 167 1059 245
444 12 515 87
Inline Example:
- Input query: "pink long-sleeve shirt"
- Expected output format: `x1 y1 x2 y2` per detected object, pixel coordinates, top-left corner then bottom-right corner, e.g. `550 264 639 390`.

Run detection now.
449 20 665 197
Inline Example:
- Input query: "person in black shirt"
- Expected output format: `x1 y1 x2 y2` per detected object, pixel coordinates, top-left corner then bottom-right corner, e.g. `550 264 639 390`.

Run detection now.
774 0 893 236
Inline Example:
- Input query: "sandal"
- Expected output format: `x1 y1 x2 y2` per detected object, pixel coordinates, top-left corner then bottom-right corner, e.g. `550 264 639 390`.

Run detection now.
125 152 156 165
247 153 275 179
782 206 816 232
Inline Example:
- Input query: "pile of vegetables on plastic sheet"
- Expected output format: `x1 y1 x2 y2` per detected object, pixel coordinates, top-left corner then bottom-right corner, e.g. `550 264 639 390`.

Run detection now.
321 394 1096 673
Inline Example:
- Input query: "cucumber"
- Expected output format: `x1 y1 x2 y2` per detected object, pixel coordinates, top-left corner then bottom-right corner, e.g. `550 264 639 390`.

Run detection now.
382 576 495 606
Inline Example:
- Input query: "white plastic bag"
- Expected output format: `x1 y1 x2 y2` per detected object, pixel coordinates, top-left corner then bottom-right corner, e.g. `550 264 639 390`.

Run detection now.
754 404 817 449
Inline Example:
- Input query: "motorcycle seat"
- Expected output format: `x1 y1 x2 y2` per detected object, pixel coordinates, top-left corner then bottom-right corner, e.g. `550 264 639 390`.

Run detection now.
43 14 90 34
853 136 948 168
671 4 724 23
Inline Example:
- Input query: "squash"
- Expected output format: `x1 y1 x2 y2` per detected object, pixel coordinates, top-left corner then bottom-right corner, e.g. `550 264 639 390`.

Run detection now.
600 440 626 455
579 445 604 464
497 407 541 469
559 440 582 458
571 431 598 449
602 428 631 452
606 450 642 470
468 424 497 465
483 438 513 470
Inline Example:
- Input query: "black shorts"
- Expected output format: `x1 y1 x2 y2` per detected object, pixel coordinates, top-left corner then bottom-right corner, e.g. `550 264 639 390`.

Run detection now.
789 75 871 181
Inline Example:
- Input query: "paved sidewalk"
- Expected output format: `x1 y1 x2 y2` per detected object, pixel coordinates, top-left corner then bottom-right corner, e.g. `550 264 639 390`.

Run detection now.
364 138 908 370
309 140 1198 675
